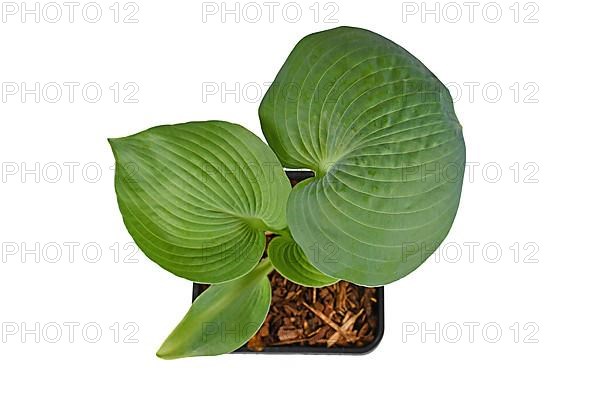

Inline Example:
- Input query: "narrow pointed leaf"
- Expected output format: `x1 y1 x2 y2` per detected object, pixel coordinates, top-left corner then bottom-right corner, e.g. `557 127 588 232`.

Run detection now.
156 259 272 359
109 121 290 283
259 27 465 286
268 236 338 288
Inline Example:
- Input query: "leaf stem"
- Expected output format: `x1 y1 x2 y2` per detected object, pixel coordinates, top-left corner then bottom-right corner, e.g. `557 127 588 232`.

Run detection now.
255 256 275 277
241 216 290 239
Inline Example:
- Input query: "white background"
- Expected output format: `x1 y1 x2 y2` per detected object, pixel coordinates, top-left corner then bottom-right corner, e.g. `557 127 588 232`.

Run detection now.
1 0 598 399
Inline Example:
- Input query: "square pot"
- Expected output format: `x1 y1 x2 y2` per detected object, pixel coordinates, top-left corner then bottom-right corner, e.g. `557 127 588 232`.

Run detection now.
192 170 384 354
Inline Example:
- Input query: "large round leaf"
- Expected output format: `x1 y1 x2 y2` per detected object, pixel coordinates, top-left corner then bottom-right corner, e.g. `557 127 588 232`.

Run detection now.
109 121 290 283
259 27 465 286
156 258 272 358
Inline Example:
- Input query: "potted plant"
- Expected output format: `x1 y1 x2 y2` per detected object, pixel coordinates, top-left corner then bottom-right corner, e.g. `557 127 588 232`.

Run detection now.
109 26 465 358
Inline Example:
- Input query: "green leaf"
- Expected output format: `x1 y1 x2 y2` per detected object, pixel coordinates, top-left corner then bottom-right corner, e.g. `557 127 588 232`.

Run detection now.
268 235 338 288
109 121 290 283
156 258 273 359
259 27 465 286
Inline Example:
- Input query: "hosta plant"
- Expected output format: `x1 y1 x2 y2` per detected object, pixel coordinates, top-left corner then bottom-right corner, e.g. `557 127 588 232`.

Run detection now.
109 27 465 358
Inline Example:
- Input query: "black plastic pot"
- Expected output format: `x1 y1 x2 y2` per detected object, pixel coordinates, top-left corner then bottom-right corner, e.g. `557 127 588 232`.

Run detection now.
192 170 384 354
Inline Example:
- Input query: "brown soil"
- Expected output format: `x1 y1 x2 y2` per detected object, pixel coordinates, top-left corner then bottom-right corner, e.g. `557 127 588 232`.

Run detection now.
246 271 379 350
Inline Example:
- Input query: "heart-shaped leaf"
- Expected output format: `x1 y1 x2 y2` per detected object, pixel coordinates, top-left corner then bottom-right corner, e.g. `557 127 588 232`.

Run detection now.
259 27 466 286
268 235 338 287
156 258 272 359
109 121 290 283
